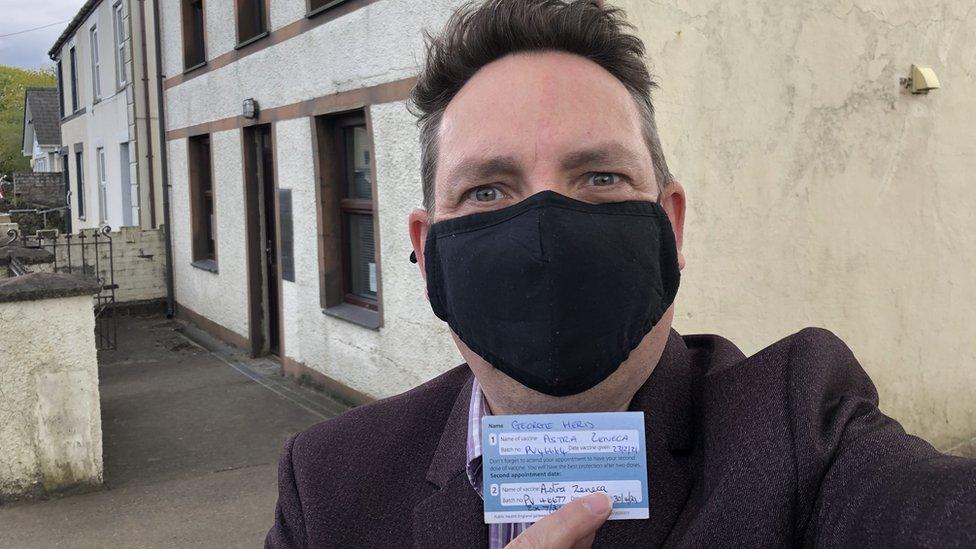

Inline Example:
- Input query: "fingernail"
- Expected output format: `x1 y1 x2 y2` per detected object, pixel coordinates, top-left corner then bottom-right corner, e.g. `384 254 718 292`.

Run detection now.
582 492 613 515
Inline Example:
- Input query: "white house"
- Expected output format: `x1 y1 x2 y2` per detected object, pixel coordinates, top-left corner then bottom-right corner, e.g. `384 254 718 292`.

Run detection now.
158 0 467 402
21 88 62 173
49 0 165 231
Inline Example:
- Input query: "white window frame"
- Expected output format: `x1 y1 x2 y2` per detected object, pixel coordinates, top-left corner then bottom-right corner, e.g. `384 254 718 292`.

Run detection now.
113 2 128 87
97 147 108 224
90 26 101 100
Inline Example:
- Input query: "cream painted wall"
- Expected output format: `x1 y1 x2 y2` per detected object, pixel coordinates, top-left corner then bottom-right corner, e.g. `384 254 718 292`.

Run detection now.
160 0 975 450
0 293 102 499
622 0 976 450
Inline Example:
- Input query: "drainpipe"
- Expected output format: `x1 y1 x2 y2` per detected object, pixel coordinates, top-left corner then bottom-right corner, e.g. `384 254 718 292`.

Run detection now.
147 0 176 318
137 0 157 228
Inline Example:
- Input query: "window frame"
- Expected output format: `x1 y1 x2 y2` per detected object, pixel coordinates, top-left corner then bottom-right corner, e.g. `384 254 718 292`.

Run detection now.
336 116 377 311
181 0 208 72
187 133 218 269
113 2 128 88
90 26 101 101
234 0 269 48
313 109 382 329
69 47 79 112
96 147 108 224
75 148 86 220
306 0 352 19
56 60 65 118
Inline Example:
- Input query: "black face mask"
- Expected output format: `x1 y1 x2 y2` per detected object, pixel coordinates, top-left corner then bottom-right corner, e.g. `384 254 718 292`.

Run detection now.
421 190 680 397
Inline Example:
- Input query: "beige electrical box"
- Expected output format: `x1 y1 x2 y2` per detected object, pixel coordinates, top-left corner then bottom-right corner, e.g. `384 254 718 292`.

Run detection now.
909 65 941 94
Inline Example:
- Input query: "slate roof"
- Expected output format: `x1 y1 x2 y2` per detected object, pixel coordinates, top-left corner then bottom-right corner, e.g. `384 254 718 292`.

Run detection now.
24 88 62 147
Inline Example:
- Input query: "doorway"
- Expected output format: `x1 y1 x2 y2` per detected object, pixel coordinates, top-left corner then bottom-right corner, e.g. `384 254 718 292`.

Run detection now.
243 124 280 357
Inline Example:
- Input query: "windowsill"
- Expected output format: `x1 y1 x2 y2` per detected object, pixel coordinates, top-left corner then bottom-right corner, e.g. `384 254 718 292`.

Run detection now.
307 0 349 18
62 107 87 123
323 302 380 330
183 61 207 75
235 31 269 50
190 258 219 273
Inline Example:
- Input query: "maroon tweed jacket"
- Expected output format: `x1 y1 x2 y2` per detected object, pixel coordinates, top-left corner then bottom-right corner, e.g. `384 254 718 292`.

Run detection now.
266 328 976 548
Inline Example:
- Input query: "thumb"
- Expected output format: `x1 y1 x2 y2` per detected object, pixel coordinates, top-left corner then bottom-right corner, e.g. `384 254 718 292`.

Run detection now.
506 492 613 549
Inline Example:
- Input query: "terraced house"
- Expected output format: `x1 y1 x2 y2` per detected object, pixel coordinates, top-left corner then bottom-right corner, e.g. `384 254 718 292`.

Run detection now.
49 0 165 231
158 0 467 403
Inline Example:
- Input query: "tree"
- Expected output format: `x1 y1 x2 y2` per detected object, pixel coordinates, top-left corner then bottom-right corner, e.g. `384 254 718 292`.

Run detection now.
0 65 56 178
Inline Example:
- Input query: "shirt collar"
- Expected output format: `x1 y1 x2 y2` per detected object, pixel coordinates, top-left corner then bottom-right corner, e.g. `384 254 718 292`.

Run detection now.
465 376 489 497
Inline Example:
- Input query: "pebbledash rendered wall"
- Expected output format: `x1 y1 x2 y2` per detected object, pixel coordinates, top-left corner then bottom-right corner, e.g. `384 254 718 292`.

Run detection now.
161 0 976 452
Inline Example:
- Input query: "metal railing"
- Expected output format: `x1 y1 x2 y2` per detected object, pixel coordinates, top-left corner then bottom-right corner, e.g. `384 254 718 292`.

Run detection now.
3 226 118 350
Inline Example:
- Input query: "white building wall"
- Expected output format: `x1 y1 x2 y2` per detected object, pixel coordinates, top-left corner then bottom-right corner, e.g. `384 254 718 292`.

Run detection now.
162 0 468 398
169 131 250 339
55 0 149 232
0 292 102 499
162 1 465 130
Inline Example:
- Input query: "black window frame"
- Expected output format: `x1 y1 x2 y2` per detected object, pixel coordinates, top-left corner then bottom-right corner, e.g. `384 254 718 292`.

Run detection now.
56 60 65 118
181 0 207 72
235 0 268 48
69 46 79 112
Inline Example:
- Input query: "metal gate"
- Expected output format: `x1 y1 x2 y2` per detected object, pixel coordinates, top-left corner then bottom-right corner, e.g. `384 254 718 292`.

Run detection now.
11 227 118 350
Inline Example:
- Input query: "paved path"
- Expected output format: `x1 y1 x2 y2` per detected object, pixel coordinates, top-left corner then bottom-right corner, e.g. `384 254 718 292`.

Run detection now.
0 315 351 548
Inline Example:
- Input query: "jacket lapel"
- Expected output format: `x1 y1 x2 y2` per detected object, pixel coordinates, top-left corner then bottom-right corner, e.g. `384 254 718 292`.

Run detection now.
413 375 488 548
595 329 698 547
413 330 699 548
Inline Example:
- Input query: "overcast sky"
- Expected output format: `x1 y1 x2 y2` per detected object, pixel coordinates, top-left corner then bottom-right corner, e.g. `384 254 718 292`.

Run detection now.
0 0 86 70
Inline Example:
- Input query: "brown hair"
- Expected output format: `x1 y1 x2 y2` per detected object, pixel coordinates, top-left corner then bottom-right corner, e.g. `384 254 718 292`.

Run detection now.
411 0 674 212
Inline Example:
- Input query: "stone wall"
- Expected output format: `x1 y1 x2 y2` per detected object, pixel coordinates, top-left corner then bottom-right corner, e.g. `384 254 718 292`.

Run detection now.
0 273 103 502
50 227 167 305
11 172 65 208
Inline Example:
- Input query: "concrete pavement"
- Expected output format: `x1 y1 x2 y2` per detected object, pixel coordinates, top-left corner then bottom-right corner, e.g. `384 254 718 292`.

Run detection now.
0 315 351 548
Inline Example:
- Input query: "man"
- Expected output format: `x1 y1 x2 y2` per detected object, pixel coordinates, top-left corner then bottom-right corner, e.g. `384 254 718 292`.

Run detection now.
266 0 976 547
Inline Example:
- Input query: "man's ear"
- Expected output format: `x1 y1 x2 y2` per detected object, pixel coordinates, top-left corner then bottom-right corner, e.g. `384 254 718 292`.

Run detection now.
659 182 686 271
408 208 431 288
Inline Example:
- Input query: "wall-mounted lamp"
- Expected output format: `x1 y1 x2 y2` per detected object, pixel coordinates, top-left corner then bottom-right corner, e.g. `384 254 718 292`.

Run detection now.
901 65 941 95
243 98 260 119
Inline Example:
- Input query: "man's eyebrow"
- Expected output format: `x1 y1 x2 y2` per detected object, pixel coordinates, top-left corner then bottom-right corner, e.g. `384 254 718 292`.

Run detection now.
447 155 522 183
559 143 643 172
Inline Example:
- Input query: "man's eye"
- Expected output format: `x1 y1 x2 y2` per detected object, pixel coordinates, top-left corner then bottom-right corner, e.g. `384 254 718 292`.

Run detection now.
468 186 502 202
589 173 621 187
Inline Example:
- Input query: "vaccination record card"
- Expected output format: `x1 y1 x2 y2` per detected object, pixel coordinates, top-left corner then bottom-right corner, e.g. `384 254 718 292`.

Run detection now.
480 411 649 524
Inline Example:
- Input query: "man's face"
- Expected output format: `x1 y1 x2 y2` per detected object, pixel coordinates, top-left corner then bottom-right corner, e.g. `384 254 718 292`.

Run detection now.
409 51 686 414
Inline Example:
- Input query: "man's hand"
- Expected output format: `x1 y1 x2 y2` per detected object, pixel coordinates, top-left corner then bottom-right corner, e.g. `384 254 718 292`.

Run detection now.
506 492 613 549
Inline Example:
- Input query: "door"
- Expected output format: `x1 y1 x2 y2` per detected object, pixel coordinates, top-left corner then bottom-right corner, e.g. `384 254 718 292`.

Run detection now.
243 124 280 356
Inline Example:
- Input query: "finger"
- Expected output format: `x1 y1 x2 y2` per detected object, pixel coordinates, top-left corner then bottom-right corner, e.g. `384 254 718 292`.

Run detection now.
506 492 613 549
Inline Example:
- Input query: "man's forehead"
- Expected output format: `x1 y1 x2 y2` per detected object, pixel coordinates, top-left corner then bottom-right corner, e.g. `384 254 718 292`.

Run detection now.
435 52 648 180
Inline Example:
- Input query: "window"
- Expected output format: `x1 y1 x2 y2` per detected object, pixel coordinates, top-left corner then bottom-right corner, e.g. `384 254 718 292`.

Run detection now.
113 2 128 86
119 143 133 226
97 147 108 224
236 0 267 45
308 0 351 17
75 149 86 220
188 134 216 265
181 0 207 70
90 26 101 100
314 111 380 326
69 47 79 112
56 60 64 117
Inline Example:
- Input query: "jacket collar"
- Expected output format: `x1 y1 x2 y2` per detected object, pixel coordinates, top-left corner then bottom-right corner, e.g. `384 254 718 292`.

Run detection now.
414 329 699 547
423 328 696 490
